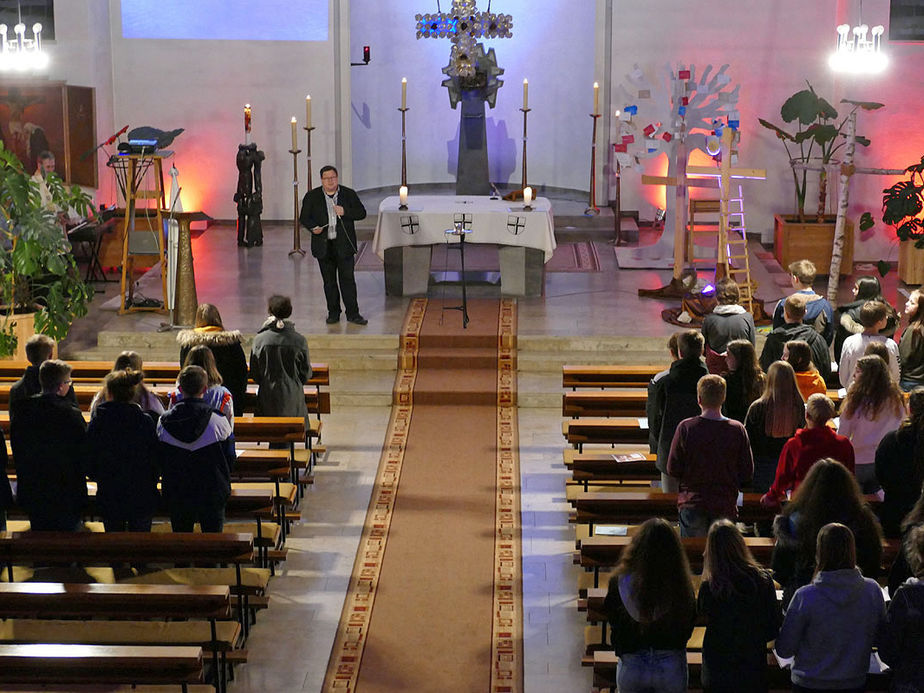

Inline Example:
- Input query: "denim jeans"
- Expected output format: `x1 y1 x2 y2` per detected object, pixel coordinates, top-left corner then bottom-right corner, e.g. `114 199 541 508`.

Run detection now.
616 648 687 693
660 473 680 493
679 506 716 538
854 463 880 495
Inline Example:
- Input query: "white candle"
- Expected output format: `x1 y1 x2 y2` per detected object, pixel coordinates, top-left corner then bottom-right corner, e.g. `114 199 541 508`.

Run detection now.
593 82 599 115
523 78 528 110
399 186 408 206
523 186 533 206
401 78 407 109
290 117 297 149
305 95 311 129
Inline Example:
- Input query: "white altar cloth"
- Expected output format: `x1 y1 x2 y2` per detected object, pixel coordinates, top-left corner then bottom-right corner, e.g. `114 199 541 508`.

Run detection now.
373 195 556 262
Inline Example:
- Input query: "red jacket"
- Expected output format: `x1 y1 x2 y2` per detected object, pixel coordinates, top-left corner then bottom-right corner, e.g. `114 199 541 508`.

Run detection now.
766 426 855 502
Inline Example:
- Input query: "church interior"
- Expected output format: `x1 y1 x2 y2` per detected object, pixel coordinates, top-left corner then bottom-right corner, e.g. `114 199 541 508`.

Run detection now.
2 0 924 691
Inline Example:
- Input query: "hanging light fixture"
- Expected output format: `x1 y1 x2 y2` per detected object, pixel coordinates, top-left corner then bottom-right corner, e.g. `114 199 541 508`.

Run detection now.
828 0 887 74
0 2 49 72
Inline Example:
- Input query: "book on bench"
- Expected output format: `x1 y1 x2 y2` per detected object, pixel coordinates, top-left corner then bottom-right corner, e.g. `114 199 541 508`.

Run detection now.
612 452 646 463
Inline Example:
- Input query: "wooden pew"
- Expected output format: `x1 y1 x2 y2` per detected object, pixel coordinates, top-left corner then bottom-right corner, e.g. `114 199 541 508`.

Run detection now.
562 365 658 389
562 418 650 450
0 643 204 690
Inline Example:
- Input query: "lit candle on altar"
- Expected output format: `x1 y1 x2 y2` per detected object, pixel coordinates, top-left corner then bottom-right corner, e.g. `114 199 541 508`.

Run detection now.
399 185 408 206
523 78 528 109
593 82 599 115
244 104 252 144
523 186 533 206
290 117 297 149
401 78 407 109
305 95 311 129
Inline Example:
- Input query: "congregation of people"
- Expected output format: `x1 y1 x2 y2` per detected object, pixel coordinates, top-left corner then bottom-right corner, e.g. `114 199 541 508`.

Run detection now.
613 260 924 692
0 294 311 536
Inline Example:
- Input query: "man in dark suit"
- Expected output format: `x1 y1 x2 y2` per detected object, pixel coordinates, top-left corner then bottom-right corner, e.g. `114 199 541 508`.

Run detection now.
298 165 368 325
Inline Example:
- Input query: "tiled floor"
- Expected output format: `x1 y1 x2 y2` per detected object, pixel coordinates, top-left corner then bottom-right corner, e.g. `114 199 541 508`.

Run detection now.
63 201 902 692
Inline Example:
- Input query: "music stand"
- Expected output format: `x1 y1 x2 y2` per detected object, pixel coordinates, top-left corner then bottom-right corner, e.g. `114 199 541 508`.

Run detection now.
444 222 471 328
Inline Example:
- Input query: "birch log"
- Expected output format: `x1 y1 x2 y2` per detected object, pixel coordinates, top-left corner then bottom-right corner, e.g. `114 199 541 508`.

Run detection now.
826 111 856 303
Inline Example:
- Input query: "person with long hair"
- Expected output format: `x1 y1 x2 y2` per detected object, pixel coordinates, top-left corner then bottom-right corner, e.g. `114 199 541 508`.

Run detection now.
834 275 898 362
771 459 883 607
167 345 234 424
86 369 159 532
89 350 165 419
702 278 756 374
888 484 924 597
775 522 887 693
722 339 764 423
603 517 696 693
876 388 924 538
783 340 826 401
880 523 924 691
899 288 924 392
176 303 248 416
745 361 806 494
838 355 907 494
697 520 781 693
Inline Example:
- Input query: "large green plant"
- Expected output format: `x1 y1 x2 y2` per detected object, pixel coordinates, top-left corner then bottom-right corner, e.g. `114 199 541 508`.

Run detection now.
759 82 881 222
0 142 94 357
883 156 924 247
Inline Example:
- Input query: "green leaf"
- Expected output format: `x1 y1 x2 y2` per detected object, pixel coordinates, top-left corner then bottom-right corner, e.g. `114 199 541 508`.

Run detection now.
859 212 875 231
855 136 871 147
841 99 885 110
817 97 838 120
876 260 891 277
757 118 795 141
805 123 838 144
781 89 820 125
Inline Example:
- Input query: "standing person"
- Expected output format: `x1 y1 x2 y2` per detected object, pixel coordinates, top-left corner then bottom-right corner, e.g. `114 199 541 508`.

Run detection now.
0 428 12 531
721 339 764 423
649 330 708 493
697 520 781 693
783 340 827 401
834 275 898 362
9 333 77 415
86 370 159 532
875 387 924 538
761 393 854 509
839 300 901 388
899 288 924 392
176 303 248 416
770 459 883 607
879 524 924 691
760 294 832 382
250 295 312 421
745 361 806 495
603 518 696 693
771 259 835 345
88 351 165 419
298 165 368 325
774 522 887 693
168 345 235 424
701 278 756 374
645 333 680 461
666 374 753 537
837 355 906 494
157 365 235 533
10 359 88 531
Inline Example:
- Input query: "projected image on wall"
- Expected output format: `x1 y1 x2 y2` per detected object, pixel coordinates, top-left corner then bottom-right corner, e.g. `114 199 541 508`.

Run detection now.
122 0 328 41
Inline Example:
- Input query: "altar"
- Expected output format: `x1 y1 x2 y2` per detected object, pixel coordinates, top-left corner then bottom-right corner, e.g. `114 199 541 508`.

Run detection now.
372 195 556 296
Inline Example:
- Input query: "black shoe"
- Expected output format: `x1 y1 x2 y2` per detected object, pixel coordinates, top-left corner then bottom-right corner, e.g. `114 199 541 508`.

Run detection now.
326 314 340 324
347 315 368 325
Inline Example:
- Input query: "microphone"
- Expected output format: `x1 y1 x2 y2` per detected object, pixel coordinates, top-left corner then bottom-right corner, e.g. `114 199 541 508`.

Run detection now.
105 125 129 146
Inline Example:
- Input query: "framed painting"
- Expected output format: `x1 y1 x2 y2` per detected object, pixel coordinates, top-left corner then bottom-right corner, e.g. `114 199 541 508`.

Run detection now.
890 0 924 41
0 80 97 187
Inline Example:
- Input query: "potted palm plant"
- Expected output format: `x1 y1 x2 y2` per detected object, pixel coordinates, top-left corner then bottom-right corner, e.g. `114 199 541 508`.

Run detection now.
759 82 881 275
0 142 94 358
882 156 924 284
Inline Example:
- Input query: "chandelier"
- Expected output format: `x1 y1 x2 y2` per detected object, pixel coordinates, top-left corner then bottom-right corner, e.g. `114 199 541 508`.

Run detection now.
0 2 48 72
828 0 887 75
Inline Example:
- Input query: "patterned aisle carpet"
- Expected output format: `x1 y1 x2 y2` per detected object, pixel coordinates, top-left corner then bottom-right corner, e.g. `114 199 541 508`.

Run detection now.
323 297 521 693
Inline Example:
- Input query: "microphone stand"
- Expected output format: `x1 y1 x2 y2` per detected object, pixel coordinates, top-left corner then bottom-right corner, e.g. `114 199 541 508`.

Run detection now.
445 224 470 328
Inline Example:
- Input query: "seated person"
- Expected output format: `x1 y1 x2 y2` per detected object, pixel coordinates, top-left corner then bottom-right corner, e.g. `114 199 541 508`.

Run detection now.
772 258 834 345
760 294 831 382
10 359 88 531
783 339 827 401
839 300 901 388
157 365 235 533
666 374 754 537
31 150 83 227
9 333 76 416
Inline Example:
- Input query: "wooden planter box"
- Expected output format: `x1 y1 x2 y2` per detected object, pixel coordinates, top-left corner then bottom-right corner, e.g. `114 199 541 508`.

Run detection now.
0 311 37 361
899 239 924 285
773 214 854 276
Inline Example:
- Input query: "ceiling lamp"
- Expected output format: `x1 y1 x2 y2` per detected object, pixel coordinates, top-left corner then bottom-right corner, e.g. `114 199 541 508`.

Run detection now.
0 2 48 72
828 3 887 75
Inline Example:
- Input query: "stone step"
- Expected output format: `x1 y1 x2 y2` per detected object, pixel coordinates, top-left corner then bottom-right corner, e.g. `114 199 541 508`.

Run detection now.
417 347 502 370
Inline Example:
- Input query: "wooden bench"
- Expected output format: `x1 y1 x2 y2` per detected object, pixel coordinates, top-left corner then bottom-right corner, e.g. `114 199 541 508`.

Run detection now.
563 365 659 389
0 643 204 690
562 418 650 450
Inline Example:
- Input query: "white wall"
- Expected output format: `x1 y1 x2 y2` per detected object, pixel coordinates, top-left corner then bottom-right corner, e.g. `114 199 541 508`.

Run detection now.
349 0 597 193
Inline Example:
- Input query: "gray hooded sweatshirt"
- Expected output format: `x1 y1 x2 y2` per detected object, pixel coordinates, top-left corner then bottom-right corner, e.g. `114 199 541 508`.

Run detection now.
775 567 886 690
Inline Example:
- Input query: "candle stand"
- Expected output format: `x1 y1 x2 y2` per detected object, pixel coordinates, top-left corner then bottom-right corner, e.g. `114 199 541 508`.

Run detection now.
585 113 601 216
289 146 305 257
399 106 409 187
519 106 531 194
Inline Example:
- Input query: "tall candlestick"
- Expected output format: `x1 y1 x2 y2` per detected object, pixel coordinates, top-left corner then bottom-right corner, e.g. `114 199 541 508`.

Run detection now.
593 81 599 115
401 77 407 109
244 104 252 145
305 95 312 129
290 117 297 150
523 78 528 110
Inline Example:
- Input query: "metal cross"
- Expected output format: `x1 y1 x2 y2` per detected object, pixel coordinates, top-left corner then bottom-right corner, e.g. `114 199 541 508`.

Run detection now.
415 1 512 78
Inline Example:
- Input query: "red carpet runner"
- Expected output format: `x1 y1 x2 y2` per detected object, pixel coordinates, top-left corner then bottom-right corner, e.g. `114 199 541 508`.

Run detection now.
323 298 521 692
